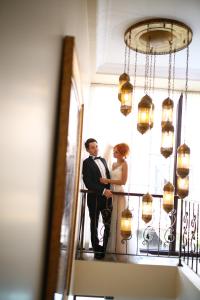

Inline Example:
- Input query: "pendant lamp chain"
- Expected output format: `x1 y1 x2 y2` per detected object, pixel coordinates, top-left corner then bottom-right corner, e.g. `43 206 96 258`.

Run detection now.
152 53 156 94
148 126 153 191
176 31 190 200
144 25 150 94
149 51 153 93
127 31 131 75
119 30 133 116
124 40 128 73
144 45 150 94
133 49 138 92
184 34 190 142
172 51 176 97
168 26 173 99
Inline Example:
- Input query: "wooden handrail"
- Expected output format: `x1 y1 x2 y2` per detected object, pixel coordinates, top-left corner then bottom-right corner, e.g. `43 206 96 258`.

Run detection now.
80 189 179 199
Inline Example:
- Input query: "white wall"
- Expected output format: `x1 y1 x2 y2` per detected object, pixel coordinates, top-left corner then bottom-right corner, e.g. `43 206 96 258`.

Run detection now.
0 1 90 299
73 261 200 300
176 266 200 300
73 260 177 299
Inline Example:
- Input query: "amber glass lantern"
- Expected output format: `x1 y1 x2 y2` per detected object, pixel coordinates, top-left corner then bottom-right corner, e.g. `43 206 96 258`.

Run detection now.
160 122 174 158
177 176 189 199
118 73 130 101
163 182 174 213
137 95 152 134
176 143 190 178
150 102 155 129
142 193 153 223
161 97 174 127
120 208 132 239
120 81 133 116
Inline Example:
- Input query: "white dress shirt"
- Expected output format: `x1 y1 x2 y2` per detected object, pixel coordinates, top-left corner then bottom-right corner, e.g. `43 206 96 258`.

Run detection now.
92 156 109 196
94 158 107 178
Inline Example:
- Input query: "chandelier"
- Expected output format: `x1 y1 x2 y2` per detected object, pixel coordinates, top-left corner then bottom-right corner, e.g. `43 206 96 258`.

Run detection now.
119 18 192 118
118 18 192 203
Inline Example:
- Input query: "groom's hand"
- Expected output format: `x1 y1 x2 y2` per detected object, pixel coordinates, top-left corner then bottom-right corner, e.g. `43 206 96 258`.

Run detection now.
100 177 108 184
103 189 112 199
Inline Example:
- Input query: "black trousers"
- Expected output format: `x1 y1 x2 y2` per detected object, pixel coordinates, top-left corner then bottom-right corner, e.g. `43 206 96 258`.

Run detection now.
87 194 112 252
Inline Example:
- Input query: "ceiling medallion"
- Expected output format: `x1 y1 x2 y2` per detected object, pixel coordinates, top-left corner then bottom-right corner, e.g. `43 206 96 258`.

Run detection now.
124 18 192 54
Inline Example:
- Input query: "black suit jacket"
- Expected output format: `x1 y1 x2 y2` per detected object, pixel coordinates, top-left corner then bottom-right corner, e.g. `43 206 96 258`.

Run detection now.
82 156 111 195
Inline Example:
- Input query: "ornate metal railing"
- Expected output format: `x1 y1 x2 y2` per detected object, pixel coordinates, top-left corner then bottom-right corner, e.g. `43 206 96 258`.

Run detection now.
77 190 178 255
76 190 200 276
179 199 200 275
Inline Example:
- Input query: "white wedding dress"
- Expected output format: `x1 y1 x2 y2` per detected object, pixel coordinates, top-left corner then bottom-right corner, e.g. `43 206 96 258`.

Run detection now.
106 165 127 254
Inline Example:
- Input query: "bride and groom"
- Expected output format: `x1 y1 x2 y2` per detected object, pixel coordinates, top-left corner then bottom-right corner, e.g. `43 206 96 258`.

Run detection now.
82 138 129 259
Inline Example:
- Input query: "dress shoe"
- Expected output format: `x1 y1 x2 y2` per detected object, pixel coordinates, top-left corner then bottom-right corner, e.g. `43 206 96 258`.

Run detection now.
97 245 104 252
94 252 105 259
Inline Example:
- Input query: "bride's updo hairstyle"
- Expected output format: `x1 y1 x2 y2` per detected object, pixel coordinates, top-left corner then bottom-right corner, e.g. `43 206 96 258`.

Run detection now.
114 143 130 158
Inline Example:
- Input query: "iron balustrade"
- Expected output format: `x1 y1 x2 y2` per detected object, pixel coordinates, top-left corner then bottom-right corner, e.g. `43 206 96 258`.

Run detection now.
76 190 200 277
180 199 200 275
77 190 179 256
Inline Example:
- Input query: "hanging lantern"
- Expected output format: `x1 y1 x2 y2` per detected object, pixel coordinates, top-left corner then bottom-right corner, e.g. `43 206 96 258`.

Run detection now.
176 143 190 178
160 121 174 158
120 81 133 116
163 182 174 213
118 73 130 101
150 102 155 129
142 193 153 223
177 176 189 199
120 17 192 134
137 95 152 134
161 97 174 127
120 208 132 239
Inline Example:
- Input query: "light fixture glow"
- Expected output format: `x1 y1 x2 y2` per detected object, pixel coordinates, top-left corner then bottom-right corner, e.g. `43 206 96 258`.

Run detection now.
163 182 174 213
142 193 153 223
120 208 132 238
177 176 189 199
137 94 152 134
120 81 133 116
118 72 130 101
176 143 190 178
161 122 174 158
162 97 174 127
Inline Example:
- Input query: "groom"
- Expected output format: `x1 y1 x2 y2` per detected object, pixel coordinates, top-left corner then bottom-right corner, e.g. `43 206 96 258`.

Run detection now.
82 138 112 259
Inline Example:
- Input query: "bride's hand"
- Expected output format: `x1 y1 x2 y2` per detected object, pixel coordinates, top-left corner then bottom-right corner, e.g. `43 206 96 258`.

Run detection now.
100 177 108 184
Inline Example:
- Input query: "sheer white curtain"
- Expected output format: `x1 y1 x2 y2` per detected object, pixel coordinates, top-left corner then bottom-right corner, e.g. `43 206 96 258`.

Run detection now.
183 92 200 200
81 84 200 251
83 84 183 194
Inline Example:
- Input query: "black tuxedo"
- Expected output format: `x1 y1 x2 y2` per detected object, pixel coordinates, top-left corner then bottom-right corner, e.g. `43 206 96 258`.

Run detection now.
82 156 112 252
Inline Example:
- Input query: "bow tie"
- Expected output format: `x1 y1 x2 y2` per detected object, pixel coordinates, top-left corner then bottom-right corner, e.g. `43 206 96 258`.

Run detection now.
94 156 101 160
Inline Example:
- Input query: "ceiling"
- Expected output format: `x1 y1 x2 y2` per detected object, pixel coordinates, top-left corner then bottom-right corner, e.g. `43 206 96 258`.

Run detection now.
88 0 200 91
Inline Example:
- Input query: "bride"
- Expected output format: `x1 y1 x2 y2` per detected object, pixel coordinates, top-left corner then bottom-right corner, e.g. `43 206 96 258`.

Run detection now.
100 143 130 254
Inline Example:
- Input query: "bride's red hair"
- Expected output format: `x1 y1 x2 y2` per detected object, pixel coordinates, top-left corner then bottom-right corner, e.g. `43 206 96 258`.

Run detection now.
114 143 130 158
